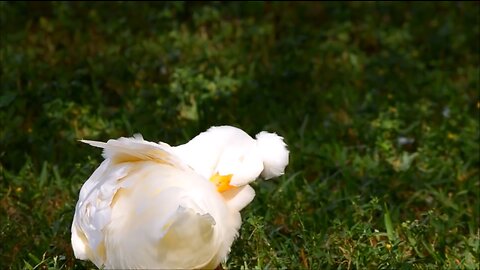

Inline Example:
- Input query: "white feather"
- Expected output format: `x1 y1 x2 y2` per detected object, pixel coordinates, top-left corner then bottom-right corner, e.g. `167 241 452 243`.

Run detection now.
72 126 289 269
222 185 256 212
255 131 289 179
172 126 264 186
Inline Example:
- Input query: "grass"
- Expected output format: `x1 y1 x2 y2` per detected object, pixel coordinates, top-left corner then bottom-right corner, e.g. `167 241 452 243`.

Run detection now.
0 2 478 269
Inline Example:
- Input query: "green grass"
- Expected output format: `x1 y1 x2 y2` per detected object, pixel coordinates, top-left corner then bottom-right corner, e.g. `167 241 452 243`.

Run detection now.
1 2 478 269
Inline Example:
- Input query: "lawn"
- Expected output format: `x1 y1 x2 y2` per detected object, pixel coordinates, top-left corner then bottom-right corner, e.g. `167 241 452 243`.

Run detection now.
0 2 478 269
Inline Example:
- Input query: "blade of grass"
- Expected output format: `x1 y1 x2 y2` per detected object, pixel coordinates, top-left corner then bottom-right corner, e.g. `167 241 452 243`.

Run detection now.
383 203 396 242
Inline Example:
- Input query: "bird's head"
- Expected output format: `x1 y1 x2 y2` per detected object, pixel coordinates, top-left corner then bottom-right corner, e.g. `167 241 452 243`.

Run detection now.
171 126 289 211
175 126 289 186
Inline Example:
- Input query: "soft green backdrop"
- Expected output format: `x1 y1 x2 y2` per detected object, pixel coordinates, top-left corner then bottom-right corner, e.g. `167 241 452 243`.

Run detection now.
1 2 478 269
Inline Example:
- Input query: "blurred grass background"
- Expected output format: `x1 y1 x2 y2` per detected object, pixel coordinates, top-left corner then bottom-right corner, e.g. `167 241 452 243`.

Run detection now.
0 2 478 269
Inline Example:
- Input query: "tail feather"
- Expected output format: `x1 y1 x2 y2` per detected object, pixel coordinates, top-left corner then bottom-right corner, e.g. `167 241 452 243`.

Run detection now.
81 136 186 168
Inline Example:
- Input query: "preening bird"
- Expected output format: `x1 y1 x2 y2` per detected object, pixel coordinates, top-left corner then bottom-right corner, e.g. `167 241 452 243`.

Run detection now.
71 125 289 269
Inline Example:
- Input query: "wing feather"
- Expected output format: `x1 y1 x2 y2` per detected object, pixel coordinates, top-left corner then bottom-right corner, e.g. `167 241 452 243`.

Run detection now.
81 135 188 169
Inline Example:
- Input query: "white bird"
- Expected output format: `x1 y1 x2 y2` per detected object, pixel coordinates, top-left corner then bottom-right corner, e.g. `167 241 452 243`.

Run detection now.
71 125 289 269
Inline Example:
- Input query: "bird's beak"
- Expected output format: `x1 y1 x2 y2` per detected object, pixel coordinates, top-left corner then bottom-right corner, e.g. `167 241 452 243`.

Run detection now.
209 173 235 192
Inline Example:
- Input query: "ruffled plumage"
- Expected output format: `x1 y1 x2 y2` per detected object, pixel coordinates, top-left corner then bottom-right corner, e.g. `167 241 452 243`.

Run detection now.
71 126 289 269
